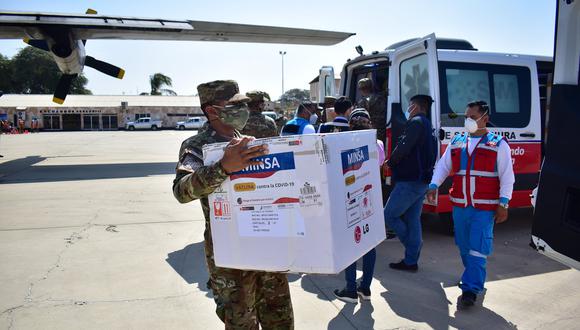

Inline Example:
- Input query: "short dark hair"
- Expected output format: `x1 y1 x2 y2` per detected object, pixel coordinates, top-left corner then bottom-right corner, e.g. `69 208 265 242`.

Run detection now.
409 94 433 112
467 100 490 116
334 96 352 115
297 100 316 115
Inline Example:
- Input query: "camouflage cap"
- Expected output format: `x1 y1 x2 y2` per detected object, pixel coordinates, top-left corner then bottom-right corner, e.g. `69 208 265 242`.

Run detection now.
357 78 373 90
320 95 336 107
246 90 271 102
324 96 337 103
197 80 250 106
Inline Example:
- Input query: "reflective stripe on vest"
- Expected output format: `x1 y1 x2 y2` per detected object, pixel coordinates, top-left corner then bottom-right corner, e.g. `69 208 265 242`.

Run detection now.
449 132 502 210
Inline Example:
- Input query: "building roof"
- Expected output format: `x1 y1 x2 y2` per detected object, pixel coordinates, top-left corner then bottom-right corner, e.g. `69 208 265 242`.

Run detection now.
0 94 200 108
309 75 341 84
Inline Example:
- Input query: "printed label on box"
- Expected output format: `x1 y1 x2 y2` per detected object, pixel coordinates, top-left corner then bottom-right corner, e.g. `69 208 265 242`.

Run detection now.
342 146 374 228
237 203 305 237
299 182 323 208
211 191 232 221
224 151 306 237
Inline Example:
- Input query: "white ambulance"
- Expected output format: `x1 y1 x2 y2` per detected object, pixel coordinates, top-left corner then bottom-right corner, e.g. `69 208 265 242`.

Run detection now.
318 33 552 219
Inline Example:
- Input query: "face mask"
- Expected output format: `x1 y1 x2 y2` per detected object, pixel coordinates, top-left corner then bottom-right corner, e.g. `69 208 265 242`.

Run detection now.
405 105 415 120
464 111 487 134
216 104 249 130
309 113 319 125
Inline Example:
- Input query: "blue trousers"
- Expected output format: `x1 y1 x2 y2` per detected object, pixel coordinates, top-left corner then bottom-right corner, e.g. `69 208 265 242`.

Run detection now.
345 248 376 291
384 181 428 265
453 206 495 294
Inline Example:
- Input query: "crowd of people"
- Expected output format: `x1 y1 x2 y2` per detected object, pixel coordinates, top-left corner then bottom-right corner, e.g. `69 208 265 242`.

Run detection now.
0 118 40 134
172 79 515 329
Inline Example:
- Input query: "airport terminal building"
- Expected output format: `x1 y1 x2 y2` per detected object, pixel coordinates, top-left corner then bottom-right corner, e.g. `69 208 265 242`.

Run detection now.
0 95 203 130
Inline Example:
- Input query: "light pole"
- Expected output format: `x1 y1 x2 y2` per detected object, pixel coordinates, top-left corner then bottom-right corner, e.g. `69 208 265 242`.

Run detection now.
279 51 286 97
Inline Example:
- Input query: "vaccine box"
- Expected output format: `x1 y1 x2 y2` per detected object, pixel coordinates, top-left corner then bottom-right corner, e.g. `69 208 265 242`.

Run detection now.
202 130 386 274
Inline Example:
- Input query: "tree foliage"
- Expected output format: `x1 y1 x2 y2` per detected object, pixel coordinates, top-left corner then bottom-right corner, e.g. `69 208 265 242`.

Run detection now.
0 46 91 94
149 73 176 95
278 88 310 104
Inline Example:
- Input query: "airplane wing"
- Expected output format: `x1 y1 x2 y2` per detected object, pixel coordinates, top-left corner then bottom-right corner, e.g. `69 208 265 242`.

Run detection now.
0 11 354 45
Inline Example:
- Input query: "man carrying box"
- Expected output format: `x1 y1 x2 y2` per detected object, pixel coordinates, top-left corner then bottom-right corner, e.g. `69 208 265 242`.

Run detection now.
172 80 294 329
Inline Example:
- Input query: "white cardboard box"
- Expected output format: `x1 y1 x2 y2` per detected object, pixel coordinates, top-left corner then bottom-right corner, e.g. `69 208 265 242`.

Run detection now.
202 130 386 274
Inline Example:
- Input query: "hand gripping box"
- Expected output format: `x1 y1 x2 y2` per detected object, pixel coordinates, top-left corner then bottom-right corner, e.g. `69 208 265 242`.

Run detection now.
202 130 386 274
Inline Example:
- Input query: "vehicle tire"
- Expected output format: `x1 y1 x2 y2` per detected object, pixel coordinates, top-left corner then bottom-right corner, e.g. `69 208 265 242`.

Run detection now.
179 125 185 130
128 126 135 131
151 125 158 131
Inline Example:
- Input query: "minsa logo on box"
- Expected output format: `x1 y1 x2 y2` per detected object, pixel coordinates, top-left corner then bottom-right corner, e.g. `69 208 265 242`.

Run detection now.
341 146 369 174
230 152 295 180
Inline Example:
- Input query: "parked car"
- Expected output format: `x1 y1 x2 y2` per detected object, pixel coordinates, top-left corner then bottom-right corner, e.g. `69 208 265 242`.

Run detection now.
262 111 278 121
176 117 207 130
125 117 163 130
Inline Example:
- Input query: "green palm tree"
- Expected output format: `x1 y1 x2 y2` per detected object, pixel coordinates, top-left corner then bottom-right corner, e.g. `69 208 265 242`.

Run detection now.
149 73 176 95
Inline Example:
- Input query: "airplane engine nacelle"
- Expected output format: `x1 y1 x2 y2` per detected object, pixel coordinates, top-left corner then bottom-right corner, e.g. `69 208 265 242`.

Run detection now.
51 39 85 75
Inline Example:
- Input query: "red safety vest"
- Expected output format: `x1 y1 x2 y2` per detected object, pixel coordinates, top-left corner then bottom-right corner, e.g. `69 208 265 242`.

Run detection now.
448 132 505 211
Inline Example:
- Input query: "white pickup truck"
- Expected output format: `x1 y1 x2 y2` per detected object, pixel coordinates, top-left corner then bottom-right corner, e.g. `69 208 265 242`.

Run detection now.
175 117 207 130
125 117 163 131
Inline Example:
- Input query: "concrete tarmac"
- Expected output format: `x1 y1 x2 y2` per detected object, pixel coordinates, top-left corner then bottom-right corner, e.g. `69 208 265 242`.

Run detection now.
0 131 578 330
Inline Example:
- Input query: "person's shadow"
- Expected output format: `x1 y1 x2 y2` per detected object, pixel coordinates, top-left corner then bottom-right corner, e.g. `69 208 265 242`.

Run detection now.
379 270 453 330
300 273 344 301
327 300 375 330
379 268 517 330
451 294 518 329
166 241 211 297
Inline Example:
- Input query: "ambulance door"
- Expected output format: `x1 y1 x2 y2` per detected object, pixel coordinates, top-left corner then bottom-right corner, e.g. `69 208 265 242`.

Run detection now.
531 0 580 270
387 34 440 192
318 66 336 102
317 66 336 123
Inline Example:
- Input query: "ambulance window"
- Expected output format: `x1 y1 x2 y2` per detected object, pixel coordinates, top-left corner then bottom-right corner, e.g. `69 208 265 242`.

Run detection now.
493 74 520 113
445 69 490 115
349 61 389 105
439 62 531 128
399 54 430 112
324 76 333 97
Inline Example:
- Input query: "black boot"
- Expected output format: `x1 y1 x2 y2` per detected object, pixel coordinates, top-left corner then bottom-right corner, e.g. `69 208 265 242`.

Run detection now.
459 291 477 308
389 260 418 272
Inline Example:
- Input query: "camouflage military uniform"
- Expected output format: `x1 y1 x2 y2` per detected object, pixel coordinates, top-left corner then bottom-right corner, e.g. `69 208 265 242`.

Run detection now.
173 81 293 330
241 90 278 138
275 116 287 135
357 78 387 144
241 111 278 138
358 93 387 145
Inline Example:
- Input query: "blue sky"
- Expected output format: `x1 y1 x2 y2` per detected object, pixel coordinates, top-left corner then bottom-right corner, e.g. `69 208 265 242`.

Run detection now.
0 0 556 99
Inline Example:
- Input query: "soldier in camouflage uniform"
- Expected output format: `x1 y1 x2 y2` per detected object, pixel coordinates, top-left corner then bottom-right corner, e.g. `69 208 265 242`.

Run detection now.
173 80 294 329
275 115 287 135
357 78 387 145
241 90 278 138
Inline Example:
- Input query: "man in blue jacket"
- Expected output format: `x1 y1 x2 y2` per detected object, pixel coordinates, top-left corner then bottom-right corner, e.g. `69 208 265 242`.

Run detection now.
280 101 318 136
318 96 353 133
382 94 437 272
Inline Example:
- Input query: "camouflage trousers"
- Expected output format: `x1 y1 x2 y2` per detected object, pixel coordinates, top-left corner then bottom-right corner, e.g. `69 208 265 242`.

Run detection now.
204 222 294 330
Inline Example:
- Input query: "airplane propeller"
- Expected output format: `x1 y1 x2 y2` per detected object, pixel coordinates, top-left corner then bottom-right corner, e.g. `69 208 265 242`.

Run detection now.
54 74 77 104
21 9 125 104
84 56 125 79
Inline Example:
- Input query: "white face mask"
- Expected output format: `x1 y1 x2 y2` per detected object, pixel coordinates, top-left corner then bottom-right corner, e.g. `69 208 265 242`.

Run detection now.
405 105 413 120
464 111 488 133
